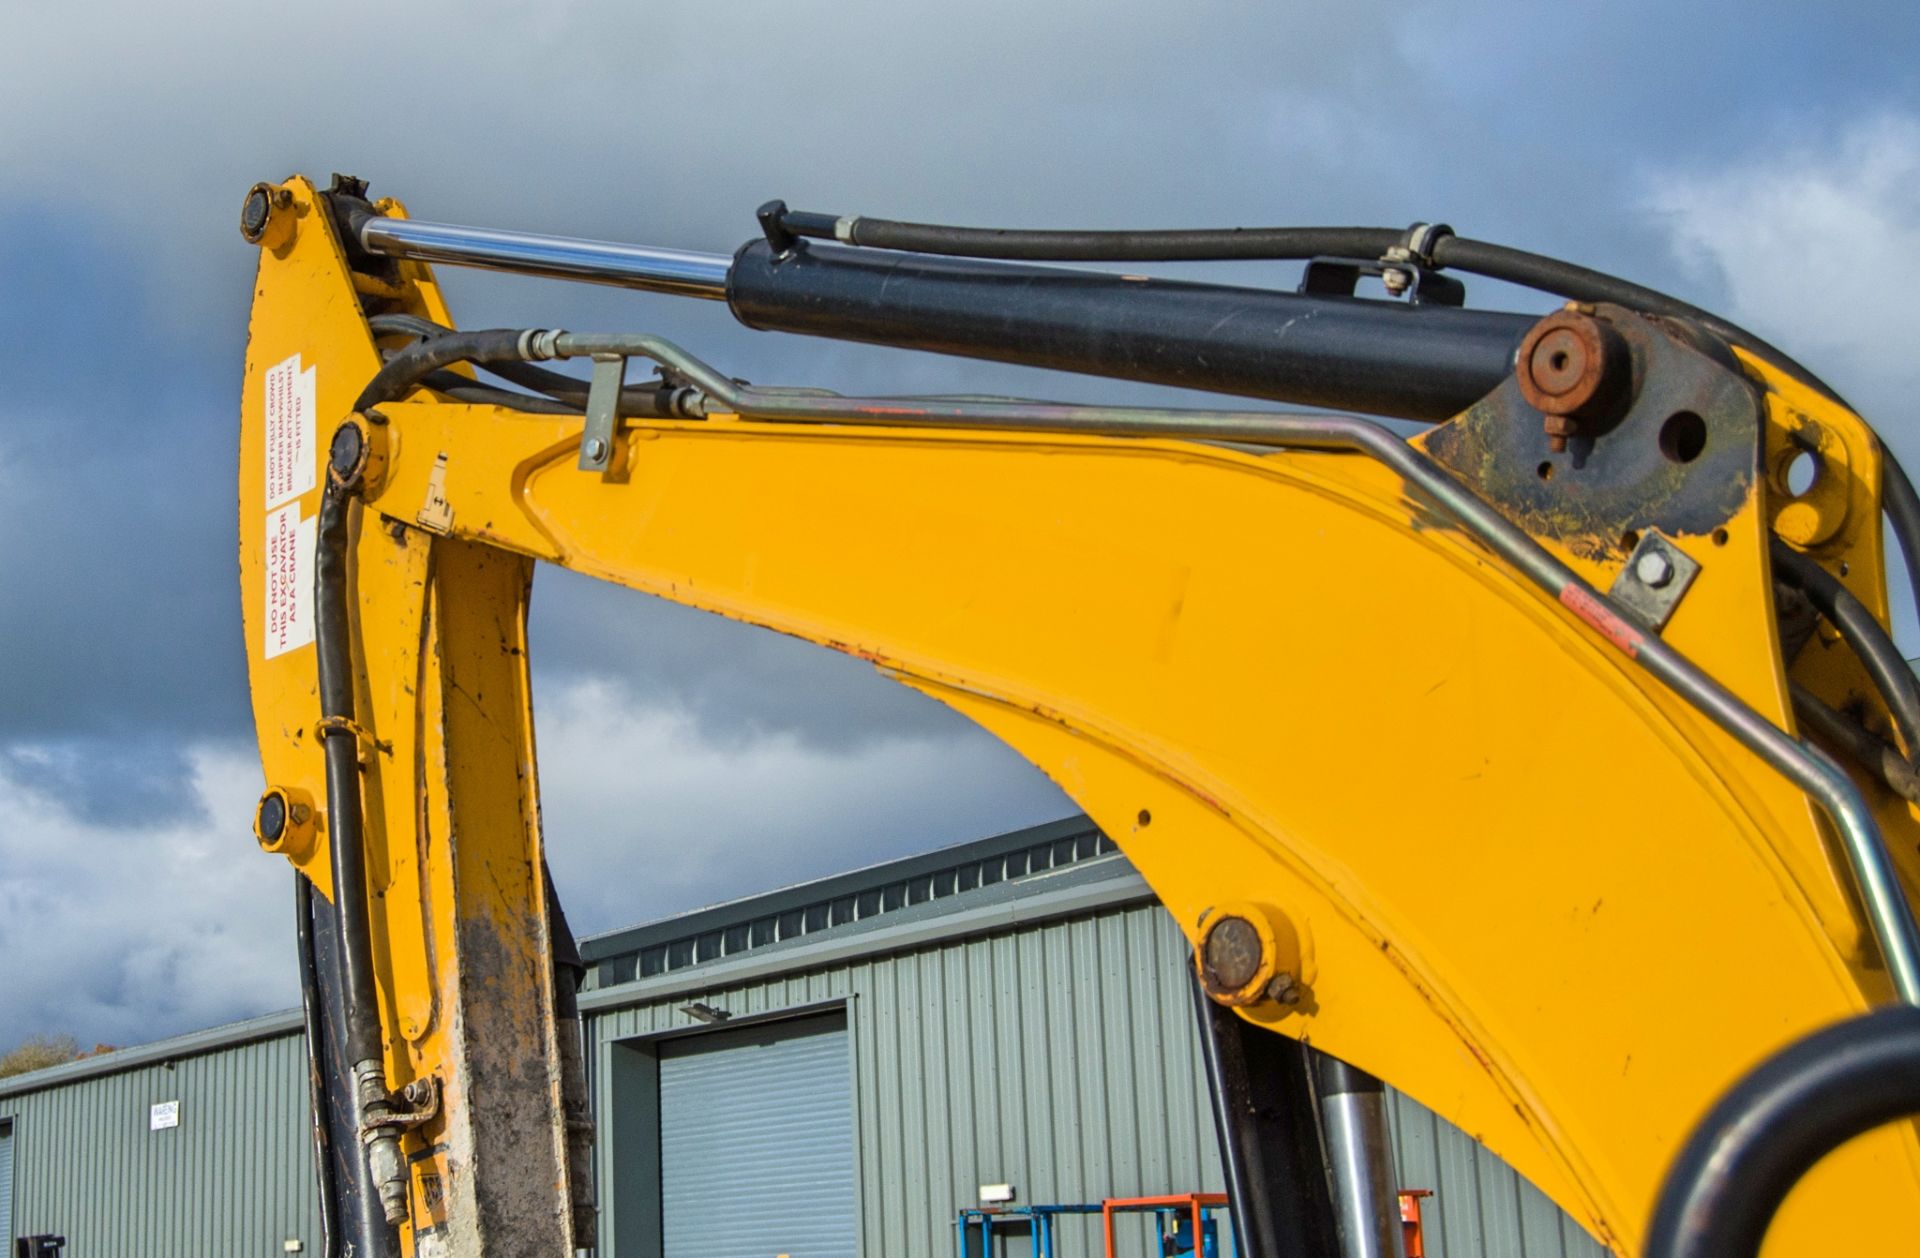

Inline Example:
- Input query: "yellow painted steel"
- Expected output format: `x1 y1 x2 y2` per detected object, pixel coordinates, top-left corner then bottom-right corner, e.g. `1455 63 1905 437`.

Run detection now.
240 176 1920 1256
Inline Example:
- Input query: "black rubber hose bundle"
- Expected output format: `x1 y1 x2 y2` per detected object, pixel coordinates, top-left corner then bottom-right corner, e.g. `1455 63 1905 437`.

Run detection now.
359 317 681 418
777 209 1836 406
313 449 400 1258
1771 541 1920 757
355 327 530 412
1880 454 1920 619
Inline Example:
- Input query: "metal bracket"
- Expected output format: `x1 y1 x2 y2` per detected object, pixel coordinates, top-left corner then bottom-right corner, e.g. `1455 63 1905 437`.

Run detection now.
1299 255 1465 307
361 1075 442 1138
578 354 626 475
315 716 392 764
1609 531 1701 631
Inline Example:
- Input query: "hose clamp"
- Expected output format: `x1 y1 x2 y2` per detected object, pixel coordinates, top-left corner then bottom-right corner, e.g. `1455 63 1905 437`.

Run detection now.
1389 221 1454 270
316 716 391 763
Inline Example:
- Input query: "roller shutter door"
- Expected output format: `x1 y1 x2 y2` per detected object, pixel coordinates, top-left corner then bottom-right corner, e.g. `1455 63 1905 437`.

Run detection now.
659 1014 855 1258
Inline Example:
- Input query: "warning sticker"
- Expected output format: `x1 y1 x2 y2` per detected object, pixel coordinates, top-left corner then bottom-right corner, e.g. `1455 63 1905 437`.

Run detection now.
264 353 317 511
264 502 316 660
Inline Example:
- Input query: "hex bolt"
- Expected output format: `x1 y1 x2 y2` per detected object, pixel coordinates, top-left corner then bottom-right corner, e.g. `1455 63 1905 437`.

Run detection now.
1635 549 1676 589
584 437 609 463
1267 973 1302 1005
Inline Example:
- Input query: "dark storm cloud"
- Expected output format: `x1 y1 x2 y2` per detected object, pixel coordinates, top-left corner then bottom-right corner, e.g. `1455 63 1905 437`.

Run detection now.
0 207 251 743
2 0 1920 1044
0 738 207 828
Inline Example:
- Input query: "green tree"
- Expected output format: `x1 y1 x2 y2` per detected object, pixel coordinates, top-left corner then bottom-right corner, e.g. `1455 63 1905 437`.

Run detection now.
0 1033 82 1078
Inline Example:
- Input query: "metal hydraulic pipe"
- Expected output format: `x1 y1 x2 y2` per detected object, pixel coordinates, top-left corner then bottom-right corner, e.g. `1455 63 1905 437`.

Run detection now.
356 215 731 300
524 332 1920 1004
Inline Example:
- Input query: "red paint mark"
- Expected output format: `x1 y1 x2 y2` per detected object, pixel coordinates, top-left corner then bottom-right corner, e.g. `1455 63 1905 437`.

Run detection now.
1559 585 1643 658
856 406 930 417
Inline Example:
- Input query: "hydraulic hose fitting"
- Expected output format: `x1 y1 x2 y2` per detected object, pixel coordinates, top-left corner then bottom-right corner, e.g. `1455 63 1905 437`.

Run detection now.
1517 307 1631 452
354 1060 412 1227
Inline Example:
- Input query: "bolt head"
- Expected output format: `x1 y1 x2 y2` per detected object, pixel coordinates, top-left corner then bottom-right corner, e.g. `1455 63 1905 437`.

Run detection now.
1635 549 1676 588
1266 973 1302 1005
585 437 609 462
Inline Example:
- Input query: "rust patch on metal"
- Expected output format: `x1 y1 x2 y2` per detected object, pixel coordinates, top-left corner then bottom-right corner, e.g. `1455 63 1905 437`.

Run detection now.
1422 306 1759 559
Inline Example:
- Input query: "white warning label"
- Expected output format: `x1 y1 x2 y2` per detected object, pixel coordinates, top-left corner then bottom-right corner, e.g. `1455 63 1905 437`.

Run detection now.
264 502 316 659
264 353 317 511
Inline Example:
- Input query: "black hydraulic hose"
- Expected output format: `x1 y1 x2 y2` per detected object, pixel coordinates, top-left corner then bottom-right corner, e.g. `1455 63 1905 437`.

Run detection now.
357 323 682 419
1425 236 1837 405
1772 542 1920 757
295 874 340 1258
316 484 383 1068
1646 1005 1920 1258
416 370 585 415
369 314 614 406
774 208 1843 407
1880 454 1920 632
314 457 399 1258
816 213 1395 265
355 328 536 411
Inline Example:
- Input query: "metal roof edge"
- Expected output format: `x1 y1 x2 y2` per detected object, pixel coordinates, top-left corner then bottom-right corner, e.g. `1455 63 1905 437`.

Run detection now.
578 813 1100 962
580 866 1157 1015
0 1007 304 1101
0 821 1129 1094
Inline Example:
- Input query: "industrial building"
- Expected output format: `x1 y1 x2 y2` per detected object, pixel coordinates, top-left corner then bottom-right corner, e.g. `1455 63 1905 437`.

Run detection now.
0 817 1605 1257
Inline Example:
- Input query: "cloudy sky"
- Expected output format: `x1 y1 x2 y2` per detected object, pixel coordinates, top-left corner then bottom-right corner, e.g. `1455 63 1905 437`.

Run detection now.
2 1 1918 1050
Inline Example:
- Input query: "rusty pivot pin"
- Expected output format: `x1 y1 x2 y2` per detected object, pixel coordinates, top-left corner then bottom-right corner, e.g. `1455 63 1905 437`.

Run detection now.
1516 308 1631 453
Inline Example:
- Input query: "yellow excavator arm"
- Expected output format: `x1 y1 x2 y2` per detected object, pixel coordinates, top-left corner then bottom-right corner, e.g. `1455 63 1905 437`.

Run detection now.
238 174 1920 1257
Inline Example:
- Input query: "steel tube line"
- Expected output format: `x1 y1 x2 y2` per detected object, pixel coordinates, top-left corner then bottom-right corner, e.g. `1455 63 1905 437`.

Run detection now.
534 332 1920 1004
356 216 731 300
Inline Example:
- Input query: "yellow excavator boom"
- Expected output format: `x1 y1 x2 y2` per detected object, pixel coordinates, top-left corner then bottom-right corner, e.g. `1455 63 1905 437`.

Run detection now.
238 174 1920 1257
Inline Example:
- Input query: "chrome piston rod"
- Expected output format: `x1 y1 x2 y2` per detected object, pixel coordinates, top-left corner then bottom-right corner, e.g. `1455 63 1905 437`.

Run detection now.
356 215 732 300
1318 1055 1408 1258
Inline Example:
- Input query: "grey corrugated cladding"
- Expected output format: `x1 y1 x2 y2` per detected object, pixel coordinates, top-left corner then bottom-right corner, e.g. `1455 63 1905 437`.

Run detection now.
0 815 1609 1258
584 878 1609 1258
1 1120 13 1246
0 1028 319 1257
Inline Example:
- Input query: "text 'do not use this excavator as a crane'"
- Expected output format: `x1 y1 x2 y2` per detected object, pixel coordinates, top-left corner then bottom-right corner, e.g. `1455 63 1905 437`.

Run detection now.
239 173 1920 1258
